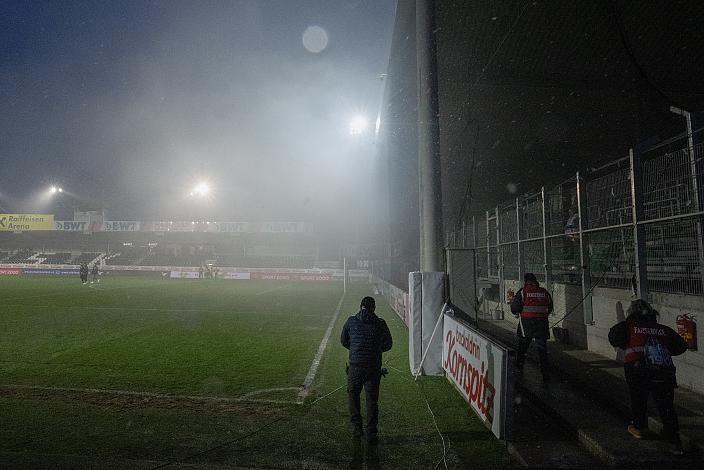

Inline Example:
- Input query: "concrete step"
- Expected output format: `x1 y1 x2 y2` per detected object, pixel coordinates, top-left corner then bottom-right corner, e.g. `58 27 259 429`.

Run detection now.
517 361 700 468
509 389 602 469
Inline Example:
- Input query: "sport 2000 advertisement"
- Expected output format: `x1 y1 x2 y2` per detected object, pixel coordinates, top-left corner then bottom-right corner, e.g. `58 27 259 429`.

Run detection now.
443 314 509 439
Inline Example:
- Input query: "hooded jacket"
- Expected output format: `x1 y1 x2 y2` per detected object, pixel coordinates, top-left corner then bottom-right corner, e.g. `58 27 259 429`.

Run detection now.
341 308 392 368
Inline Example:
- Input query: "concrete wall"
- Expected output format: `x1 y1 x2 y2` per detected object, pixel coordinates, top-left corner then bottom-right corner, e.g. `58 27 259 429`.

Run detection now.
588 287 704 394
478 281 704 393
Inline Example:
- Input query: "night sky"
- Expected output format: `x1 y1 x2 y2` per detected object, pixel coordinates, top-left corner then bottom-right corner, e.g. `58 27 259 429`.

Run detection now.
0 0 395 221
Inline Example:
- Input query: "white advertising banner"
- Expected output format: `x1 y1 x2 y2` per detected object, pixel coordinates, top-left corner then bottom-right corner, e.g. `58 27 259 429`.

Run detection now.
221 272 251 280
170 271 200 279
443 313 507 439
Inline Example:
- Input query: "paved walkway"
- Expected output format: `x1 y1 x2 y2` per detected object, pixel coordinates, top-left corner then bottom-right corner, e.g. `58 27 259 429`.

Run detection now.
479 318 704 468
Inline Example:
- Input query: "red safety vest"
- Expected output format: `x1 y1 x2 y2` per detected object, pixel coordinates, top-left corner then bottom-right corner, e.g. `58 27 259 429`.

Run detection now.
520 284 550 319
624 320 668 364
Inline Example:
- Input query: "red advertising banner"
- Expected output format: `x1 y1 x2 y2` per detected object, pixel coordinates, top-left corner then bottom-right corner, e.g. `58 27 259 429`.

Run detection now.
0 268 22 275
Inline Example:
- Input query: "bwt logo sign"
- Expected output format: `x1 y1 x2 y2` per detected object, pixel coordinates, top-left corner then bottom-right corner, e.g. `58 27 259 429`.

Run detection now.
56 221 88 231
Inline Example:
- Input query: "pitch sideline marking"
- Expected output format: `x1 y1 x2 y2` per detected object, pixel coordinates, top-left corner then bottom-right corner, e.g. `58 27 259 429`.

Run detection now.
0 304 321 317
1 384 298 405
255 285 286 296
297 291 346 404
238 386 301 400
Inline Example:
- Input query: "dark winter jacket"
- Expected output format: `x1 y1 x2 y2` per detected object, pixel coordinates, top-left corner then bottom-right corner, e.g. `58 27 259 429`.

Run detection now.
341 309 392 368
510 281 553 339
608 313 687 360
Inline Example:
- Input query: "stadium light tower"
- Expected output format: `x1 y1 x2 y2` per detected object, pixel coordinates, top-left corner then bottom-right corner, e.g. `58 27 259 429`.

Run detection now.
49 185 64 195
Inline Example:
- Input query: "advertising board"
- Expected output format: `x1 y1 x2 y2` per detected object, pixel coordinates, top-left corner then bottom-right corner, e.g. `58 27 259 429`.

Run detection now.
0 268 22 275
250 272 334 281
443 312 511 439
23 268 79 276
102 221 141 231
55 221 91 231
0 214 54 231
170 271 200 279
221 272 251 280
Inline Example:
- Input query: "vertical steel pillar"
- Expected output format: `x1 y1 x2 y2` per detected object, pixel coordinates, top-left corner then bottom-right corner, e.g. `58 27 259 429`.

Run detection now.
472 215 477 249
496 206 504 313
416 0 444 272
576 172 594 324
486 210 491 276
629 148 649 300
541 187 552 288
515 198 524 282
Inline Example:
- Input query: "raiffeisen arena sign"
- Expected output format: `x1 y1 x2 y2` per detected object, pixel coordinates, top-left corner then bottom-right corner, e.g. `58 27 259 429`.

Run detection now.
0 214 54 231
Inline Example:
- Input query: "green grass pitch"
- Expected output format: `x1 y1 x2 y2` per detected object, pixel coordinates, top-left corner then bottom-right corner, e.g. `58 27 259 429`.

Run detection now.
0 276 513 468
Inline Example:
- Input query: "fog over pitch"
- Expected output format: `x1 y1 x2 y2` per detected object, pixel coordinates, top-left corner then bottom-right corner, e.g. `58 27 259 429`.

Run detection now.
0 0 395 224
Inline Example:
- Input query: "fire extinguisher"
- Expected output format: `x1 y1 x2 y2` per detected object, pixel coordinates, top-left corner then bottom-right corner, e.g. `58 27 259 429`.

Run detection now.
676 314 698 351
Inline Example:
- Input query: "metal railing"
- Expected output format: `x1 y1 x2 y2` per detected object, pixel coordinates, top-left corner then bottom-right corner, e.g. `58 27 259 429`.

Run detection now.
447 130 704 308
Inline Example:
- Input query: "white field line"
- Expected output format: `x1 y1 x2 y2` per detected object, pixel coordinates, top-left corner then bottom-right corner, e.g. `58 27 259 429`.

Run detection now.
238 386 301 399
1 383 298 406
255 284 286 296
297 291 346 404
1 282 155 303
0 304 321 317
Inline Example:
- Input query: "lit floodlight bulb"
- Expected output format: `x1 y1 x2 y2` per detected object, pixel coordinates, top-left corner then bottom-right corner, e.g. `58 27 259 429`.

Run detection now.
350 115 368 136
50 186 58 194
193 182 210 196
58 187 63 193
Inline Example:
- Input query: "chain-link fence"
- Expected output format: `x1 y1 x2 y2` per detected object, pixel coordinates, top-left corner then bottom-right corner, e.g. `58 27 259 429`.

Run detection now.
447 129 704 311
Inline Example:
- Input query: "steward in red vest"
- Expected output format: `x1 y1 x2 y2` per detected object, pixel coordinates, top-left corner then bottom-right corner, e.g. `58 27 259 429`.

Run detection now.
510 273 553 380
608 299 688 454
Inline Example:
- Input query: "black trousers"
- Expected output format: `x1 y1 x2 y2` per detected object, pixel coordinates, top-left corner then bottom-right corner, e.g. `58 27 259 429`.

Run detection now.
624 363 680 443
516 336 549 374
347 365 382 436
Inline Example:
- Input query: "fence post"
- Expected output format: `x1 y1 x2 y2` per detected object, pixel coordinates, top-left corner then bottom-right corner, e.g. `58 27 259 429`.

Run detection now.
576 172 594 324
472 215 477 250
541 187 552 288
486 210 491 277
629 148 649 300
515 197 524 282
496 206 504 314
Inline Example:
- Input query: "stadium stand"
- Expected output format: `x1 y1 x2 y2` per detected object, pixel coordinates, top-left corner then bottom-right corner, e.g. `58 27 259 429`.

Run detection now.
37 252 72 264
215 254 315 269
104 250 146 265
139 253 206 267
72 252 102 265
0 251 8 262
3 249 35 263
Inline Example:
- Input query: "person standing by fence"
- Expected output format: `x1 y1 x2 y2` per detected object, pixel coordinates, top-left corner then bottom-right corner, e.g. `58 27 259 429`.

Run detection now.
511 272 553 381
608 299 688 455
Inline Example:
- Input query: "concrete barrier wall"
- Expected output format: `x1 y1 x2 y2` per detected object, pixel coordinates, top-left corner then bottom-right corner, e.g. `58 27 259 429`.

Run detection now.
478 281 704 393
589 287 704 393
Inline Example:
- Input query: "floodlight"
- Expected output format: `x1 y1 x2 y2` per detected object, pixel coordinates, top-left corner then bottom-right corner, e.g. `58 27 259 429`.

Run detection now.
50 186 58 194
349 115 368 136
191 181 210 197
58 187 63 193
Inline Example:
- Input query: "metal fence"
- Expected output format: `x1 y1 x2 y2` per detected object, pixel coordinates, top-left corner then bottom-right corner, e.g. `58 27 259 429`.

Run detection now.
447 129 704 306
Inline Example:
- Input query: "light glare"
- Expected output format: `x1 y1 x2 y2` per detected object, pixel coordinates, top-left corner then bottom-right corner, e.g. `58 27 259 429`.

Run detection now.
350 115 368 136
